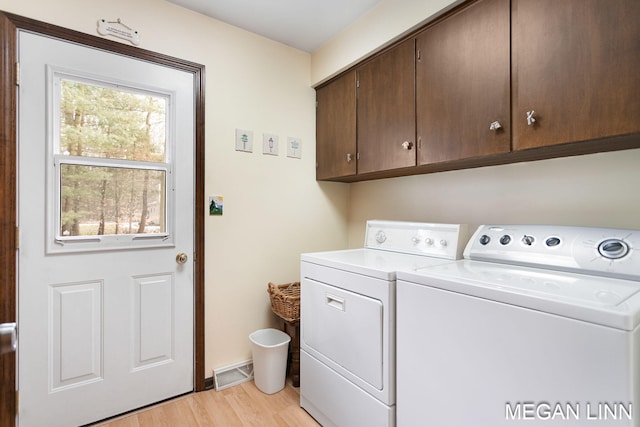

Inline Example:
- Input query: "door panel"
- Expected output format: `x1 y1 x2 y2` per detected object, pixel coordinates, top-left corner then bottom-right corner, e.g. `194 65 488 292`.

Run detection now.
50 281 102 390
18 31 194 427
133 273 174 368
417 0 511 164
512 0 640 150
357 39 416 174
315 71 357 180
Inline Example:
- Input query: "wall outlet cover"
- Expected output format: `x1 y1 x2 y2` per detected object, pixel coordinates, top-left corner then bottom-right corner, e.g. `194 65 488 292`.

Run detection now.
262 133 279 156
235 129 253 153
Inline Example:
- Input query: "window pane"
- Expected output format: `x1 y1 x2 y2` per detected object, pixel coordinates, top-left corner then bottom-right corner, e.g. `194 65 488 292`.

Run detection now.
59 80 167 162
60 164 166 236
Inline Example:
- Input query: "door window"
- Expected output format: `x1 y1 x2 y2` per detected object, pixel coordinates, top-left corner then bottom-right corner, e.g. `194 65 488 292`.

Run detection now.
48 71 175 252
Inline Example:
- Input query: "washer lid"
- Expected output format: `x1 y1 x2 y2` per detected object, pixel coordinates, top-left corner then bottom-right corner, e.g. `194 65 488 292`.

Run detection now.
301 248 456 281
397 260 640 330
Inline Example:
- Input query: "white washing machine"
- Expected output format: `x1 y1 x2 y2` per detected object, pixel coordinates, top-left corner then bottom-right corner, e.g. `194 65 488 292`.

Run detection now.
397 224 640 427
300 220 468 427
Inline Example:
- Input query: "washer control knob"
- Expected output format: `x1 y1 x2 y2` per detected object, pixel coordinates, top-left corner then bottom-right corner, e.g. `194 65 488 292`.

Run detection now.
500 235 512 245
522 235 535 246
439 239 448 247
375 230 387 244
411 236 421 245
598 239 630 260
479 235 491 245
425 238 434 246
546 237 561 247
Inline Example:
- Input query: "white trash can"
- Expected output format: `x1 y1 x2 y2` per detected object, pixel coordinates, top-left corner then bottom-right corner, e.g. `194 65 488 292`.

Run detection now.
249 328 291 394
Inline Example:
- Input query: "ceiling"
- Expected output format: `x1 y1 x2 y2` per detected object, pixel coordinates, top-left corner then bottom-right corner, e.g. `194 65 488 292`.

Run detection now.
166 0 382 52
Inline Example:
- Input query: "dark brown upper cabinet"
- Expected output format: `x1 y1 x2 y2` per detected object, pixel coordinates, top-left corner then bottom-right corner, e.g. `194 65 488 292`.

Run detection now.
314 0 640 182
417 0 511 165
315 70 357 180
512 0 640 150
356 38 416 175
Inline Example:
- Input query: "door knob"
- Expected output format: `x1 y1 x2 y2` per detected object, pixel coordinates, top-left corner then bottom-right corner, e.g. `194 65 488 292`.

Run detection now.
0 322 17 355
176 252 188 264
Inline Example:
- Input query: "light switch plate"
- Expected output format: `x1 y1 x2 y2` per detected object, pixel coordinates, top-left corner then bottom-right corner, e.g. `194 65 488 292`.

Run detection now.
262 133 279 156
287 137 302 159
235 129 253 153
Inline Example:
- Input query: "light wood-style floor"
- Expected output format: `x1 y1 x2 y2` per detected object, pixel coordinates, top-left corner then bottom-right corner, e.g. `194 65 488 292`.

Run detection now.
93 380 319 427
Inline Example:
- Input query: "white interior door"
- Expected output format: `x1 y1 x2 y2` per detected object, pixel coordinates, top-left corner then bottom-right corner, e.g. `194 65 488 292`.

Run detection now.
17 31 195 427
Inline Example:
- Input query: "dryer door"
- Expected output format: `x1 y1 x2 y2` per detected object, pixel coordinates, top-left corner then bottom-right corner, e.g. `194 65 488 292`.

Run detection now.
301 278 383 389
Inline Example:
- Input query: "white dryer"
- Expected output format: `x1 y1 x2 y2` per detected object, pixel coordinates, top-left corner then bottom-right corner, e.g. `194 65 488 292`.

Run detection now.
300 220 467 427
397 225 640 427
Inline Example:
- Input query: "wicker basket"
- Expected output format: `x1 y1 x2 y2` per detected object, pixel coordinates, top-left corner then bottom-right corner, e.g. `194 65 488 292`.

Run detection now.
267 281 300 322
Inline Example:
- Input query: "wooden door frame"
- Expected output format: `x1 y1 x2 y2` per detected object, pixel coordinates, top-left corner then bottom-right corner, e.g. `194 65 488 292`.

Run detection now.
0 11 206 424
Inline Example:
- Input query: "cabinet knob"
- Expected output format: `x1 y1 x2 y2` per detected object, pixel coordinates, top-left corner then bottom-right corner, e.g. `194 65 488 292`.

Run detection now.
526 110 536 126
346 153 353 163
401 141 413 150
489 121 502 131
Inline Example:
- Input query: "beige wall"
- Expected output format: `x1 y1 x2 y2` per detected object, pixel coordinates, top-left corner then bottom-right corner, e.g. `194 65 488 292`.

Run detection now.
347 150 640 246
0 0 349 377
311 0 461 85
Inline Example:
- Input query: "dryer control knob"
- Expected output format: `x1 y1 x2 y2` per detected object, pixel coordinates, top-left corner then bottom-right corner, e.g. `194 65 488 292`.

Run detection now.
439 240 448 247
425 238 434 246
479 235 491 245
500 235 512 245
375 230 387 244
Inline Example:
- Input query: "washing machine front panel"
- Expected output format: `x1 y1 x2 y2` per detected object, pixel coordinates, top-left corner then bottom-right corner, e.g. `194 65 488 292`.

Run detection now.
397 280 637 427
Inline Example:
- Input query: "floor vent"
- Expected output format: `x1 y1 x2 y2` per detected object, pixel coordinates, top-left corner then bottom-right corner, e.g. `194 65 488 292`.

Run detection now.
213 359 254 391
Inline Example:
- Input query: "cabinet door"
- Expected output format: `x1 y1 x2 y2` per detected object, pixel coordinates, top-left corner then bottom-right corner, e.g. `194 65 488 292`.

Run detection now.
316 71 357 180
417 0 511 165
357 39 416 174
513 0 640 150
